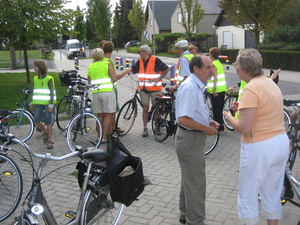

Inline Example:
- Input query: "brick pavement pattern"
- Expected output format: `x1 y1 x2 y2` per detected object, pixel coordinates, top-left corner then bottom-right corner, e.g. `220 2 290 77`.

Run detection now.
1 50 299 225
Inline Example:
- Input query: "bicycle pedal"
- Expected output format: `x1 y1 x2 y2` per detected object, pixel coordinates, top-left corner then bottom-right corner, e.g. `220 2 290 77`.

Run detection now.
65 210 76 218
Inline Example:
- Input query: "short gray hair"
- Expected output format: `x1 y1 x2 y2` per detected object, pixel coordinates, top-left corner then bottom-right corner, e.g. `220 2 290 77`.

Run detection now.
237 49 263 77
140 45 152 54
92 48 104 61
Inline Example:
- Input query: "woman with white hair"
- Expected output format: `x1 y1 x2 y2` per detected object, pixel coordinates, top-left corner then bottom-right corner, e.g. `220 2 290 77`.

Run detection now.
223 49 289 225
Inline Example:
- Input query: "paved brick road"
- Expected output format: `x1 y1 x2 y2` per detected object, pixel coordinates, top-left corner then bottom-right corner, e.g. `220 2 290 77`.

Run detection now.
1 51 299 224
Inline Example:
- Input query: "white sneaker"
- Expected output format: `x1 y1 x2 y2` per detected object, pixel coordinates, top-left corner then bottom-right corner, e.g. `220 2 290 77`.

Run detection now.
155 126 161 135
219 130 227 135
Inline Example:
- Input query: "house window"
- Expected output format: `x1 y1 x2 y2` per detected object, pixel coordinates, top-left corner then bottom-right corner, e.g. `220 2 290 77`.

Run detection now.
177 13 182 23
150 19 153 26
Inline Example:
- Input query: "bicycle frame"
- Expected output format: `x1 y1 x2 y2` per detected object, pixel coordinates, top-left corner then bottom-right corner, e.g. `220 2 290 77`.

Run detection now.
11 137 108 225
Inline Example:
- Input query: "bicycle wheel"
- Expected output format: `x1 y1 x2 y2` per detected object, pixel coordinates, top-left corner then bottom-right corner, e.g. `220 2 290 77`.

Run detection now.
67 113 103 152
81 185 124 225
223 96 237 131
151 103 170 142
0 154 23 222
204 116 219 155
6 110 34 142
56 96 73 131
283 109 291 132
116 100 137 136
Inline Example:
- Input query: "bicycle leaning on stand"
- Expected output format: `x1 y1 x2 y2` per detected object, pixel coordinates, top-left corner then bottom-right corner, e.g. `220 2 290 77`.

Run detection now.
280 99 300 225
65 80 103 152
150 87 219 155
0 134 23 222
5 134 124 225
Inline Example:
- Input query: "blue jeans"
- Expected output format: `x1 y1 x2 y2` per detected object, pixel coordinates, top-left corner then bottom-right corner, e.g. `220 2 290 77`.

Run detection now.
33 105 52 125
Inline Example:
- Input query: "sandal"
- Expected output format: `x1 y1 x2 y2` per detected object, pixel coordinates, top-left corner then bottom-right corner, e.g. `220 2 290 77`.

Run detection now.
112 127 124 133
43 133 48 144
47 141 54 149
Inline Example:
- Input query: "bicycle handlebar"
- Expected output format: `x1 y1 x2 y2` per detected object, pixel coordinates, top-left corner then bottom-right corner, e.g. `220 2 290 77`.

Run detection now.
284 99 300 107
0 134 80 160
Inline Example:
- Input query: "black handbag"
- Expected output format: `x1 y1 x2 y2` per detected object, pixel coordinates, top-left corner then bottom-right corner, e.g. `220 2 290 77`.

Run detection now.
107 135 145 207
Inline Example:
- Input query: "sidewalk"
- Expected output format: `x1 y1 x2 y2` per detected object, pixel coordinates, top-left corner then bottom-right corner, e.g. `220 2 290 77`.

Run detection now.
1 51 300 225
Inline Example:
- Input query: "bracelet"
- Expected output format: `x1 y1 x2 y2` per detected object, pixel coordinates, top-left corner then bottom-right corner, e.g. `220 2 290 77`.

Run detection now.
225 114 231 120
48 104 54 108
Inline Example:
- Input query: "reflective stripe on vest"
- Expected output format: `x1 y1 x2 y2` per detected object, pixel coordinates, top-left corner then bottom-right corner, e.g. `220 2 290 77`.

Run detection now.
32 75 56 105
138 56 162 92
89 61 113 93
207 60 227 93
176 53 194 83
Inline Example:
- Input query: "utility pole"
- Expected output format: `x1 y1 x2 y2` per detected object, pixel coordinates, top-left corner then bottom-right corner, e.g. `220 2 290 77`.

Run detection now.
152 0 155 55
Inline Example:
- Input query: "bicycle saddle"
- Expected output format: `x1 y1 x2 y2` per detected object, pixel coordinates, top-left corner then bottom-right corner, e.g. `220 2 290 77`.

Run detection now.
83 147 109 162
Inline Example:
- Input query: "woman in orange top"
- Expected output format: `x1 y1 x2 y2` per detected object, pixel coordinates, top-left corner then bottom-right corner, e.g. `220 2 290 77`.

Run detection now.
223 49 289 225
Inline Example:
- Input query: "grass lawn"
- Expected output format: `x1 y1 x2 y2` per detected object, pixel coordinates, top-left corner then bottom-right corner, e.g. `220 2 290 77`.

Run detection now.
0 72 67 110
0 49 54 68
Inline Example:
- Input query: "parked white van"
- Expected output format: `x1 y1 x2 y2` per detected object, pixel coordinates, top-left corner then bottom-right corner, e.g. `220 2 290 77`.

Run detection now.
66 39 85 59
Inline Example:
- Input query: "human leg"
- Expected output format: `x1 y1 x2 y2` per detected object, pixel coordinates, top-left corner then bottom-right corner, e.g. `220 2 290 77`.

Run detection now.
175 128 207 225
260 134 289 223
140 91 151 136
33 105 47 142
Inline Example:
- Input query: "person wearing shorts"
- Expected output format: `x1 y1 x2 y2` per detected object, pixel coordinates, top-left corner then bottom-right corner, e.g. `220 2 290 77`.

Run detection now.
131 45 170 137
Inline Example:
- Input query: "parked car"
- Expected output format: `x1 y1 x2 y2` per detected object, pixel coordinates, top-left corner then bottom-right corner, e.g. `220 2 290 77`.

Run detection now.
125 40 140 48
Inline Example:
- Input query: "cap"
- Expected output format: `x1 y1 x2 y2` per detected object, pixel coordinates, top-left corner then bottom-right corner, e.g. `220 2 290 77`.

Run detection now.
175 40 188 48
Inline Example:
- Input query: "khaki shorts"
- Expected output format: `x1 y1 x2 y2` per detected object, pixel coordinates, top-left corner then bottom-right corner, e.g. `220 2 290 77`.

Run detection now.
92 92 116 113
140 91 161 105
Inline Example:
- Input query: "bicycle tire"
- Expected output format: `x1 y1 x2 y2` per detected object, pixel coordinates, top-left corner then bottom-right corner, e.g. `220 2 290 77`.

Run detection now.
56 96 73 131
80 187 124 225
5 110 34 142
0 154 23 222
116 100 137 136
151 103 170 142
204 116 219 155
223 96 237 131
283 109 291 132
67 112 103 152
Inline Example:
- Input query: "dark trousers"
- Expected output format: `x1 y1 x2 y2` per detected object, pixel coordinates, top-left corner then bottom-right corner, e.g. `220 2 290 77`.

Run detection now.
210 91 225 131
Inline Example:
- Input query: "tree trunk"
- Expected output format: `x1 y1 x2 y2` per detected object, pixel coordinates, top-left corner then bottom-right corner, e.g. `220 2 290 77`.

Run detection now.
255 29 260 49
23 46 31 83
10 47 17 69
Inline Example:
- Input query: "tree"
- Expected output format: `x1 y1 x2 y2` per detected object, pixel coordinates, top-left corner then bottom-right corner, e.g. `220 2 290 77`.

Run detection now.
0 0 75 82
277 0 300 26
74 6 86 41
178 0 204 42
92 0 110 40
218 0 293 48
118 0 137 45
128 0 146 41
112 3 121 47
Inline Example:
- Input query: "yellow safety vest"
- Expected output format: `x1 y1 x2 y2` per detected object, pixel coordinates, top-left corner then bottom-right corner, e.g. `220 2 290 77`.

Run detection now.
176 53 194 83
207 60 227 93
32 75 56 105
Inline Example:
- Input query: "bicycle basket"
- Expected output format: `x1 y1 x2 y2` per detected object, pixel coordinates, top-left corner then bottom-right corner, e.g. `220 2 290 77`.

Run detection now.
225 86 239 97
59 70 78 86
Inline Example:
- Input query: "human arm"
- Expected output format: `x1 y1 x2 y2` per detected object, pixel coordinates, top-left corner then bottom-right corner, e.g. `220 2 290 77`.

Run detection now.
212 66 218 96
178 116 219 136
270 68 280 80
153 67 170 84
223 107 256 134
47 78 55 112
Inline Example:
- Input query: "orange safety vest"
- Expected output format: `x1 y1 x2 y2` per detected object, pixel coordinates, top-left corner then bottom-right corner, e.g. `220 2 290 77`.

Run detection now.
138 56 162 92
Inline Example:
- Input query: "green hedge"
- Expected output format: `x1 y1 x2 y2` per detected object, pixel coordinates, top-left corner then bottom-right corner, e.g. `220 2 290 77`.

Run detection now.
220 49 300 71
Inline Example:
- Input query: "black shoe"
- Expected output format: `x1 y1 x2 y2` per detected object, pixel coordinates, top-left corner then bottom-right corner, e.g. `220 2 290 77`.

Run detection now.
179 218 186 224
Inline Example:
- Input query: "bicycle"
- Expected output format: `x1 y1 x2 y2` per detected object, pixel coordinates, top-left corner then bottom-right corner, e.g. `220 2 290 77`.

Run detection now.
56 72 89 132
280 99 300 224
115 75 157 137
66 82 102 152
150 87 219 155
6 135 124 225
0 134 23 222
2 87 57 142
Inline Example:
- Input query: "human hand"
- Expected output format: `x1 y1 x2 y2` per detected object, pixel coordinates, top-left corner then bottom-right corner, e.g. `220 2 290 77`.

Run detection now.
271 68 281 80
232 101 239 112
